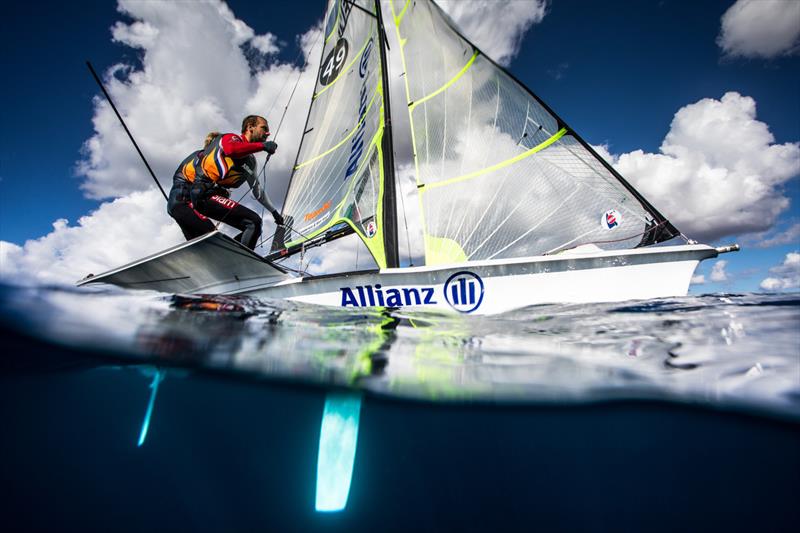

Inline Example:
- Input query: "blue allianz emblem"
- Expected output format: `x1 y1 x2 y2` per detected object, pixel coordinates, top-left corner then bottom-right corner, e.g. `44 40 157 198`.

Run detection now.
444 271 484 313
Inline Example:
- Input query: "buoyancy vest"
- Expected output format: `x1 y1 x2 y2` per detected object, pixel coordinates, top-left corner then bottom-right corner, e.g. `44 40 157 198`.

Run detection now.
196 135 257 188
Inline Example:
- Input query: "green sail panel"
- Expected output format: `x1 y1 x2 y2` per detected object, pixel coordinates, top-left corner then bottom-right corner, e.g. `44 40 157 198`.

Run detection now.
392 0 678 265
281 0 388 268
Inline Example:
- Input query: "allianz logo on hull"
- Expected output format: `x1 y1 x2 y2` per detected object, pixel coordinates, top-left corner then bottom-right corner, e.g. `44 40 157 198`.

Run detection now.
339 271 484 313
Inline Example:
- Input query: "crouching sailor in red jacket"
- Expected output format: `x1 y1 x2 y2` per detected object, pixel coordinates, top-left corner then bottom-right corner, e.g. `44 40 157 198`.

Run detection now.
189 115 284 249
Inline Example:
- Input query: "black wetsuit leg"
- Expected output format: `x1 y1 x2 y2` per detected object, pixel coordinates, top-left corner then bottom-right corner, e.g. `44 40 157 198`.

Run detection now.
167 183 215 240
194 194 263 249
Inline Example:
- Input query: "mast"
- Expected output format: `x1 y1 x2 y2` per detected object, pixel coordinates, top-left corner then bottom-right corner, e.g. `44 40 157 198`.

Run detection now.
374 0 399 268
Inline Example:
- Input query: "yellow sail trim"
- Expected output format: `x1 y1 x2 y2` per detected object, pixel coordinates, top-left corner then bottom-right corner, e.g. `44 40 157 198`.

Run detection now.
295 83 381 170
408 51 478 112
394 0 411 25
424 235 467 266
314 29 377 100
420 128 568 192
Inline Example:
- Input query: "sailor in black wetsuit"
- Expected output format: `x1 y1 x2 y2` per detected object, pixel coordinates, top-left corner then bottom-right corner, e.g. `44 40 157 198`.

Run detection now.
166 131 218 240
190 115 283 250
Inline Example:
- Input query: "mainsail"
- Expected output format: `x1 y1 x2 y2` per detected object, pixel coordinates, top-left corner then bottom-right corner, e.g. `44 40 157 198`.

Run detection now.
390 0 679 265
277 0 680 270
277 0 394 268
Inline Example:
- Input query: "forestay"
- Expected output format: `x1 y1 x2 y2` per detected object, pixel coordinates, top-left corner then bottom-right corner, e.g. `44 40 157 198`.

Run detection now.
278 0 391 267
390 0 679 265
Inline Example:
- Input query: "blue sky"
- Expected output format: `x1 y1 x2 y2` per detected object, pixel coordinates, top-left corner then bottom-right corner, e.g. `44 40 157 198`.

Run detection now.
0 0 798 292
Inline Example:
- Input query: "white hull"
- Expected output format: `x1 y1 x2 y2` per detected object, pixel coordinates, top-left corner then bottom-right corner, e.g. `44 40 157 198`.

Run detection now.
80 232 727 315
257 244 717 315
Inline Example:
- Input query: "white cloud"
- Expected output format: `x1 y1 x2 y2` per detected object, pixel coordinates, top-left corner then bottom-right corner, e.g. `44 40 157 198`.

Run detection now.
612 92 800 242
1 190 179 286
760 251 800 290
438 0 548 66
710 260 729 282
250 33 280 55
744 222 800 248
691 274 706 285
717 0 800 59
111 21 159 49
79 0 321 202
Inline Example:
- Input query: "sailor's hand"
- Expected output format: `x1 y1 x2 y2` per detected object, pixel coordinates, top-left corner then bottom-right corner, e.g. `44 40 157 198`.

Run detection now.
271 210 285 226
263 141 278 154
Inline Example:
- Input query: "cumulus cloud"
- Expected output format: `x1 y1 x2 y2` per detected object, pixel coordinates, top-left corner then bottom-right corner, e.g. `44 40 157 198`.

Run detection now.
744 222 800 248
250 34 280 55
690 274 706 285
760 252 800 290
710 260 729 282
79 0 320 202
1 190 179 285
611 92 800 242
717 0 800 59
438 0 548 65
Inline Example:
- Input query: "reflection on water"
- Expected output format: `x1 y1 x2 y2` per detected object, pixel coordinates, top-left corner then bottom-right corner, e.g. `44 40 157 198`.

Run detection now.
1 283 798 419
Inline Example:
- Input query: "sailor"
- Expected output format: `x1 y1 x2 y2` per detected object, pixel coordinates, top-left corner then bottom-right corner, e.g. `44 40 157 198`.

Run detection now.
166 131 218 241
189 115 284 249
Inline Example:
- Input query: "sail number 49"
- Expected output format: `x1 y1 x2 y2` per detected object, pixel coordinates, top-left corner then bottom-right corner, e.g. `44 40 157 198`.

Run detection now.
320 38 349 86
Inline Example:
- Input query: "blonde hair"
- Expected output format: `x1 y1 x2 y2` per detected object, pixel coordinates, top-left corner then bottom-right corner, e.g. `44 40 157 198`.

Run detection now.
204 131 221 147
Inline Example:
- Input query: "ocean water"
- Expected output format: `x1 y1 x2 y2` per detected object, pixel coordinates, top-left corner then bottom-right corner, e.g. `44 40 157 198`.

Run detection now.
1 282 798 531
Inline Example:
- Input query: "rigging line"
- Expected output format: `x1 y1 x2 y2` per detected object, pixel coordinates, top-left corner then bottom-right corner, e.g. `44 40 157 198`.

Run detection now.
256 29 324 240
85 61 168 202
265 44 309 120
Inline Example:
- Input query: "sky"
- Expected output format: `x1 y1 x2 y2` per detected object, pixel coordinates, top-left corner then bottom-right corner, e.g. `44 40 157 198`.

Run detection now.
0 0 798 293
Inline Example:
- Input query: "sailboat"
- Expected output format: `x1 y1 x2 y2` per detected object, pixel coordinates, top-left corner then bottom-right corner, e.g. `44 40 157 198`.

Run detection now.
79 0 738 315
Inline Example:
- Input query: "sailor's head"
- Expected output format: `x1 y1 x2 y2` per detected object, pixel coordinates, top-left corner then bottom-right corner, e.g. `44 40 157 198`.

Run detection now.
204 131 221 148
241 115 270 142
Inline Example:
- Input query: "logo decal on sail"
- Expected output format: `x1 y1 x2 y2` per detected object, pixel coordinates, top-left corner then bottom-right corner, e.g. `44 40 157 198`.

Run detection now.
320 38 349 86
365 220 377 237
304 200 332 222
601 209 623 230
444 271 484 313
344 38 373 179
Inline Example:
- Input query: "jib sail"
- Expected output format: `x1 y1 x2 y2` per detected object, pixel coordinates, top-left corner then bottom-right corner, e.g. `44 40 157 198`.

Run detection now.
276 0 394 268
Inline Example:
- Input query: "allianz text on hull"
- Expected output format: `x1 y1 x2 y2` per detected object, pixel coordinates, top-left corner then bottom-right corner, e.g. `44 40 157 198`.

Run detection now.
256 244 723 315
